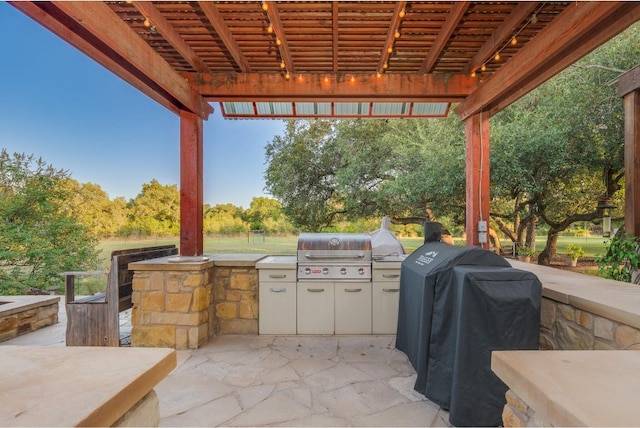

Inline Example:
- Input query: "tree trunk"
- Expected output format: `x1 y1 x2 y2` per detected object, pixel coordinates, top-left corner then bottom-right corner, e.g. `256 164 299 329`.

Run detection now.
538 230 559 265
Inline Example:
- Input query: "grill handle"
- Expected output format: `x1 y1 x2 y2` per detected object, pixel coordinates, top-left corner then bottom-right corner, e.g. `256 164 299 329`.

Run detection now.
303 253 365 260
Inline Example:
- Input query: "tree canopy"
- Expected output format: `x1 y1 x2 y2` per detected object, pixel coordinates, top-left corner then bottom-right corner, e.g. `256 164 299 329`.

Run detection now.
0 150 100 294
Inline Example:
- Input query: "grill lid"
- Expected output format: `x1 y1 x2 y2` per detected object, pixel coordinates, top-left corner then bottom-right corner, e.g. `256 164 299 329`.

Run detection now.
297 233 372 252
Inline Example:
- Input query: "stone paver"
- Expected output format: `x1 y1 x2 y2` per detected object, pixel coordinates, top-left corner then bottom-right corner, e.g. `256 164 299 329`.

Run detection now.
2 302 451 427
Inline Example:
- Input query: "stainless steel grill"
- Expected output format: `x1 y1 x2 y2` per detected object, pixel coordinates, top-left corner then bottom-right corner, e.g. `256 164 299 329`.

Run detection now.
296 233 372 280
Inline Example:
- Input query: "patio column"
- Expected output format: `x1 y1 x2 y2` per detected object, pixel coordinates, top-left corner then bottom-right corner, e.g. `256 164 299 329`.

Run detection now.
465 112 490 248
180 110 204 256
619 66 640 237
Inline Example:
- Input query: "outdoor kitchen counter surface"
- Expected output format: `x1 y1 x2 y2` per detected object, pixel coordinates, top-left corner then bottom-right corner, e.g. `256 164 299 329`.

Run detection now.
492 350 640 427
256 255 297 269
0 345 176 427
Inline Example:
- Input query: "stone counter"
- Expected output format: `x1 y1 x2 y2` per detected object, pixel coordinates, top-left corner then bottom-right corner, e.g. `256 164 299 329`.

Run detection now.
0 295 59 343
129 254 267 348
510 260 640 350
492 350 640 427
0 345 176 427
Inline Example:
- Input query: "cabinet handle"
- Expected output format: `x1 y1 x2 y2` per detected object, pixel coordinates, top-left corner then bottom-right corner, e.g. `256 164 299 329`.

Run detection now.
269 288 287 293
344 288 362 292
382 274 400 279
307 288 325 292
269 274 287 279
382 288 399 293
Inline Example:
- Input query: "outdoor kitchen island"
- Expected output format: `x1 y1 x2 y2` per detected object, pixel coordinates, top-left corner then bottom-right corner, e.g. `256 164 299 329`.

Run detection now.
256 233 405 335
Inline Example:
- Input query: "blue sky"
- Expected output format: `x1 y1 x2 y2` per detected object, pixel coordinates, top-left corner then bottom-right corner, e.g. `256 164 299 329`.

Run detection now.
0 3 285 208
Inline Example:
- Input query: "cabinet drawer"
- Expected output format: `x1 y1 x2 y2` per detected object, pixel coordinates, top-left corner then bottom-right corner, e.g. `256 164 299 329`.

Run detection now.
259 282 296 334
335 282 372 334
372 270 401 282
297 282 334 334
259 269 296 282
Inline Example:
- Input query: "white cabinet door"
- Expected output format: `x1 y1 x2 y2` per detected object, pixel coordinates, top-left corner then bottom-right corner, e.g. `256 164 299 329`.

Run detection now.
297 282 334 334
372 282 400 334
259 282 296 334
335 282 372 334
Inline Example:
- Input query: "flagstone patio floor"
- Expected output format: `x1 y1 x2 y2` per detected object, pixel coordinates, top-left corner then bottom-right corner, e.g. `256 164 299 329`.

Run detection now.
2 298 450 427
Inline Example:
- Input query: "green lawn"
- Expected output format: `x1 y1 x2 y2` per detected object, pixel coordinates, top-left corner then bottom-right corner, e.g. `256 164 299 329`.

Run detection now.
98 234 610 263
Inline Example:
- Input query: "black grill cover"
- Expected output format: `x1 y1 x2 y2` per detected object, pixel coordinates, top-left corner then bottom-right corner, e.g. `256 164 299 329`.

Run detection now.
395 242 541 427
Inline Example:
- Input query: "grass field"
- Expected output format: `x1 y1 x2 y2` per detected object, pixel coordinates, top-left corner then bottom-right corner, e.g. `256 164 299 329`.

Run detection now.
98 234 612 264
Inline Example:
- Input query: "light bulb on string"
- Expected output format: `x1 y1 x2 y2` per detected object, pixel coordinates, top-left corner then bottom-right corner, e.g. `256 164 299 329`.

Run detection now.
262 1 268 11
394 30 400 39
399 8 406 18
494 52 501 61
376 71 382 78
471 71 476 78
267 24 273 34
510 36 518 46
383 62 388 69
285 71 290 80
143 17 151 27
481 64 486 72
350 75 355 83
276 38 282 46
387 46 393 54
280 60 285 69
324 75 329 83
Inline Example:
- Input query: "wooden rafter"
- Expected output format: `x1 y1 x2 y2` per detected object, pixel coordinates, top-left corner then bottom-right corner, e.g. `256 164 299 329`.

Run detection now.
456 1 640 120
133 1 212 74
463 2 539 75
420 2 470 74
377 1 406 74
332 1 339 73
264 1 293 73
198 2 252 73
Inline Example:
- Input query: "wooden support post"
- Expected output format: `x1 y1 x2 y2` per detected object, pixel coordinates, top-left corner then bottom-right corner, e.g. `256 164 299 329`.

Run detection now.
620 67 640 237
465 112 490 248
179 110 204 256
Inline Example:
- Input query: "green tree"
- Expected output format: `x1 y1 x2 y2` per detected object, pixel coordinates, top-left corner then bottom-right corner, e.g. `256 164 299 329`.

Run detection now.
490 23 638 264
62 179 128 237
203 203 248 235
127 179 180 236
0 150 100 294
265 120 341 231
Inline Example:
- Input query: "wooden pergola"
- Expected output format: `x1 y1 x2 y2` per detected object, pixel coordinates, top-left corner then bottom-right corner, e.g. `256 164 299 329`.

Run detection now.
10 1 640 255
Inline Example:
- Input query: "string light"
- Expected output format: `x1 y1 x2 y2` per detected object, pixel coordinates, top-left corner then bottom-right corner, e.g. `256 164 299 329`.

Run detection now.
350 75 355 83
324 75 329 83
383 62 388 69
394 30 401 39
399 8 406 18
285 71 290 80
376 71 382 78
276 37 281 46
143 17 151 27
262 1 268 11
267 24 273 34
280 60 285 69
387 46 393 54
474 5 543 76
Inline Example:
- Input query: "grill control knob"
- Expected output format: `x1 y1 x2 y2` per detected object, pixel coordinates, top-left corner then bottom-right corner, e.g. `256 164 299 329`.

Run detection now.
304 267 311 275
322 267 329 275
340 268 347 275
358 267 365 275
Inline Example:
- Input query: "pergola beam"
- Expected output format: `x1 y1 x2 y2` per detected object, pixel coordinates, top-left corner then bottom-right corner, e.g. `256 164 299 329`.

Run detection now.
456 1 640 120
420 2 470 74
463 2 538 75
133 1 212 74
377 1 406 74
199 2 252 73
188 72 476 102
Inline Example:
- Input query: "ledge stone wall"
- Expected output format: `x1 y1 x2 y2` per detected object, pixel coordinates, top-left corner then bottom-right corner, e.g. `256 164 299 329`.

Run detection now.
0 296 59 343
212 265 258 336
540 297 640 351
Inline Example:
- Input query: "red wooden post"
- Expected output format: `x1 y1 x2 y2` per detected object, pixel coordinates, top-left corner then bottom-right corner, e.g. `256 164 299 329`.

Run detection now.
620 67 640 237
179 110 204 256
465 112 491 248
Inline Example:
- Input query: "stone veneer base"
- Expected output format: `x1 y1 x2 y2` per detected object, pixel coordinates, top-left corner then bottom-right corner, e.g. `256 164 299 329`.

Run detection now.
0 295 59 343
